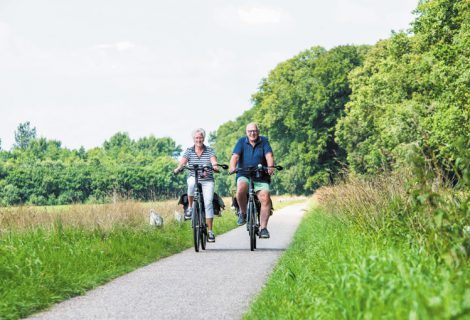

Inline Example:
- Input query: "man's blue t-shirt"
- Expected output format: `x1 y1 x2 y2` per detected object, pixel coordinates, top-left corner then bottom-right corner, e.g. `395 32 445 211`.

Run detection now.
233 136 273 183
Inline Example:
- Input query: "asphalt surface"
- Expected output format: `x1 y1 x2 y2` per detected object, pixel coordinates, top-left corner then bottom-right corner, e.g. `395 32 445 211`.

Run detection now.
28 202 307 320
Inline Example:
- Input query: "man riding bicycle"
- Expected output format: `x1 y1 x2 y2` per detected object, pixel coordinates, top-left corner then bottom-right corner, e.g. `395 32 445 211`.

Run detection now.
229 122 275 239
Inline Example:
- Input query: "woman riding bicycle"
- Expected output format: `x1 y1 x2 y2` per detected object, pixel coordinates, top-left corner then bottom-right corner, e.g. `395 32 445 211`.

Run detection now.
173 128 219 242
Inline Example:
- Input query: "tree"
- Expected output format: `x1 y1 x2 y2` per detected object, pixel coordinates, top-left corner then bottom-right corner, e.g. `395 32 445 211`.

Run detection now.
103 132 132 151
211 46 368 195
14 121 37 150
135 136 182 158
335 0 469 179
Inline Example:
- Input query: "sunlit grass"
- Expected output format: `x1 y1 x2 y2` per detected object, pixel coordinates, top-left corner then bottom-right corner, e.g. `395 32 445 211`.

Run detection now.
245 208 469 319
245 174 469 319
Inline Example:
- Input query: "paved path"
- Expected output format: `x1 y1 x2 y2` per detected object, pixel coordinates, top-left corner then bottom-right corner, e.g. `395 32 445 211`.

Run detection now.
29 202 307 320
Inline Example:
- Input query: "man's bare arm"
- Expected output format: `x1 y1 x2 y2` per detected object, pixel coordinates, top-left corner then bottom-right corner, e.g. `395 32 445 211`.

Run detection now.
265 152 275 175
229 154 239 173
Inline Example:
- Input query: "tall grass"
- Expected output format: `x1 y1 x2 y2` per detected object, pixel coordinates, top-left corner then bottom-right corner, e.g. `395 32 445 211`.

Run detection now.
316 171 469 263
246 174 469 319
245 207 469 319
314 173 408 232
0 200 180 232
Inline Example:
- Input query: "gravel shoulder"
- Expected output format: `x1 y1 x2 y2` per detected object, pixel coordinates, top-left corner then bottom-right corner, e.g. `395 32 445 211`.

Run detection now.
29 201 308 320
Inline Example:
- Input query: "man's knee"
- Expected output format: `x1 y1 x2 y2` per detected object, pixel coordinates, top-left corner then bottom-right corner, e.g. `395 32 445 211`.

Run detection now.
236 183 248 198
257 191 271 206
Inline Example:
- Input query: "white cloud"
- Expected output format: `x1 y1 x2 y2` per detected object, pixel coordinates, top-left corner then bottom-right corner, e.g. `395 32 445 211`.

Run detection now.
237 6 282 25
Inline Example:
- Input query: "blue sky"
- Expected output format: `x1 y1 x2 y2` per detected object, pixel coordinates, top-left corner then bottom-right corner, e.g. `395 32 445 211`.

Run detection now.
0 0 418 150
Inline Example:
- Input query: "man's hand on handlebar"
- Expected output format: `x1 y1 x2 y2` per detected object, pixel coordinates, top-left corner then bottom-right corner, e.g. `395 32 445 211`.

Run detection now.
229 165 282 175
267 167 275 176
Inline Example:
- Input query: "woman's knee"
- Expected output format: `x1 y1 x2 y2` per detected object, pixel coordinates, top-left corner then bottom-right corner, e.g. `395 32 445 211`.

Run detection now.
187 177 196 196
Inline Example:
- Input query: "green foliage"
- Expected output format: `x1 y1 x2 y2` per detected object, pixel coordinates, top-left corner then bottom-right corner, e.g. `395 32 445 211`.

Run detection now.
212 45 368 195
0 128 185 206
406 137 470 262
246 209 469 319
336 0 470 178
331 0 469 271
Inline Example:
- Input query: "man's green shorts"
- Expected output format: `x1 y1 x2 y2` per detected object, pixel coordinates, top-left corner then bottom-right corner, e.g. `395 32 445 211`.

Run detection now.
237 176 270 192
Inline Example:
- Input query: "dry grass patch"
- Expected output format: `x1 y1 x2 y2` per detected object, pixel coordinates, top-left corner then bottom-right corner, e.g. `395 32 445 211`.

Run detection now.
0 195 306 232
0 200 180 232
314 173 408 231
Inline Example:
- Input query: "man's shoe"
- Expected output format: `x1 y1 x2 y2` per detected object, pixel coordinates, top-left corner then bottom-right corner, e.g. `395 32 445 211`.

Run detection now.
259 228 270 239
237 213 246 226
208 231 215 242
184 208 192 220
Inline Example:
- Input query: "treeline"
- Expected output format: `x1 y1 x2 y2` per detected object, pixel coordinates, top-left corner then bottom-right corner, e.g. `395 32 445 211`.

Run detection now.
212 0 469 196
0 124 185 206
1 0 467 208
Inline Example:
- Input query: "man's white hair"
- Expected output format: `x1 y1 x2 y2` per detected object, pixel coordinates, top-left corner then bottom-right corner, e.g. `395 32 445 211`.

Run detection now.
246 122 259 130
192 128 206 139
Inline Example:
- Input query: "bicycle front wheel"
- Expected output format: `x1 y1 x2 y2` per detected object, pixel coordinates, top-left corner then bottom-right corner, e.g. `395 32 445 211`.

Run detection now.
192 202 200 252
248 201 256 251
200 203 207 250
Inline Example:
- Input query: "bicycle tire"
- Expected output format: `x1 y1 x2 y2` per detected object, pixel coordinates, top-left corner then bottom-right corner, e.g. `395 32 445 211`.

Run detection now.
248 201 256 251
253 203 258 249
193 202 200 252
200 202 207 250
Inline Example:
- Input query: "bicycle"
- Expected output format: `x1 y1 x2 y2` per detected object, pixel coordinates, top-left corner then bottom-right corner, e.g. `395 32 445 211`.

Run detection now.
175 163 228 252
232 164 283 251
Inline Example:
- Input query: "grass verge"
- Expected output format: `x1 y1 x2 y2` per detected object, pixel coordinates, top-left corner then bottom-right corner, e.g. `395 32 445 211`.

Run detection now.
244 207 470 319
0 214 237 320
0 196 302 319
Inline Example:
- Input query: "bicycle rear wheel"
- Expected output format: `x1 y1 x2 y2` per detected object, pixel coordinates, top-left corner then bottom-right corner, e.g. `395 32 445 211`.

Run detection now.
192 202 200 252
248 201 256 251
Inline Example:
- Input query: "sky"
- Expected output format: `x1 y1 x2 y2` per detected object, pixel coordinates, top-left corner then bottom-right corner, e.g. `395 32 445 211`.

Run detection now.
0 0 418 151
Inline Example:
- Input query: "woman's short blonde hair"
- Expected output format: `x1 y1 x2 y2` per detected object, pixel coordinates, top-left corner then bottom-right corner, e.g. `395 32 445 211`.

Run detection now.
192 128 206 139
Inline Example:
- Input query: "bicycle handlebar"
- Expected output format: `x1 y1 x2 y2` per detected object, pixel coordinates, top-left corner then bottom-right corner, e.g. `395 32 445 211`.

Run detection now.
174 163 228 175
230 164 283 175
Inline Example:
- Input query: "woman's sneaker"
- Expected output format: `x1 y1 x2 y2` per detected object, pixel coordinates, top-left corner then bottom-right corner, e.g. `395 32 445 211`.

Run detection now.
184 208 192 220
259 228 270 239
208 231 215 242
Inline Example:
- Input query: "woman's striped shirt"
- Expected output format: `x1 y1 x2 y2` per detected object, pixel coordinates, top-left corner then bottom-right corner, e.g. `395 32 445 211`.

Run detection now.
183 145 216 181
